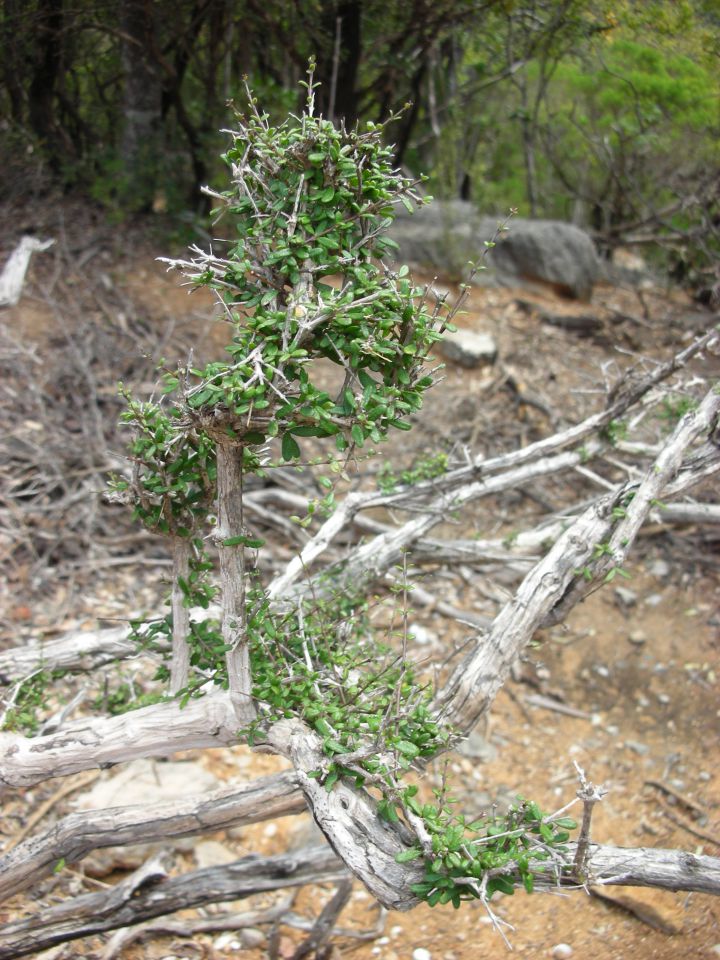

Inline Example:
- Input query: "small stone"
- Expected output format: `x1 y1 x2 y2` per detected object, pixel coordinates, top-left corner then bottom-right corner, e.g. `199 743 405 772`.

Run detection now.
409 623 436 646
458 730 497 763
625 740 649 756
263 823 278 838
593 664 610 678
699 771 711 782
605 724 619 736
657 693 671 705
413 949 432 960
240 929 265 949
552 946 573 960
650 559 670 578
390 926 403 938
438 328 498 368
614 586 637 608
644 593 663 607
213 932 240 950
194 840 237 869
710 944 720 956
628 630 647 645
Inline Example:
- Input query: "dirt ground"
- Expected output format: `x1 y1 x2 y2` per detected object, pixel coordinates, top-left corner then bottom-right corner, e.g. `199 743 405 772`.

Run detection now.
0 220 719 959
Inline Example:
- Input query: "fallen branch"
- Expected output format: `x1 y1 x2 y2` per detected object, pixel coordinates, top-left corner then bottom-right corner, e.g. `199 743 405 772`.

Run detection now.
0 770 304 901
0 845 347 960
0 837 717 960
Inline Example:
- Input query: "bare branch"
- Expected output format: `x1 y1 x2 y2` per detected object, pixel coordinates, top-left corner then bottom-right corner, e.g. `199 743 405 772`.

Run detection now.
0 771 304 901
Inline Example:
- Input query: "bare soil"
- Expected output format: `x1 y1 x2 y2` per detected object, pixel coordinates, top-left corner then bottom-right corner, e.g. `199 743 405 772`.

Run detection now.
0 220 718 959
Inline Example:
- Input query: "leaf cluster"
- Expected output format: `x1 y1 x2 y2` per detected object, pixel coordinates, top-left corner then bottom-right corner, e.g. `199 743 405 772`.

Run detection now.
401 795 577 908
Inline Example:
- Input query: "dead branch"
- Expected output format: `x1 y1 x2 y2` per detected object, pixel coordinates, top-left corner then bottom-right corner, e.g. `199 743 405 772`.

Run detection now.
0 845 347 960
0 836 717 960
0 771 304 901
0 689 239 789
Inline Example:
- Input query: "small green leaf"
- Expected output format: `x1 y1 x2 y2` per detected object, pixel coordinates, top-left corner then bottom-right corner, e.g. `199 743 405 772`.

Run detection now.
281 433 301 461
395 847 422 863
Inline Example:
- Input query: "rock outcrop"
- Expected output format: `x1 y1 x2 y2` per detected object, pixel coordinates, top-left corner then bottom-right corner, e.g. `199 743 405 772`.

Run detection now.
390 201 600 301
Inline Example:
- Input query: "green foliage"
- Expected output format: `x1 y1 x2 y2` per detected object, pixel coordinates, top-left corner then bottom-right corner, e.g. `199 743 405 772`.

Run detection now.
1 670 67 735
108 391 216 537
600 419 628 447
405 795 577 907
377 451 449 494
107 70 579 910
656 394 699 427
176 77 441 460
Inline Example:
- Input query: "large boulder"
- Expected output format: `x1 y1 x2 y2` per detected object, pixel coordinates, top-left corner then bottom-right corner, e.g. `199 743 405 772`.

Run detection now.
490 219 600 302
389 201 601 301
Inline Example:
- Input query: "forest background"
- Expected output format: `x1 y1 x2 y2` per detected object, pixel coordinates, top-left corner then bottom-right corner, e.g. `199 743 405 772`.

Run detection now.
1 0 719 284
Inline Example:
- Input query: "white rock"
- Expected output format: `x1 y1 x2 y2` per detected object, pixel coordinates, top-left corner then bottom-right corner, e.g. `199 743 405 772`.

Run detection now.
194 840 238 869
409 623 437 646
413 949 432 960
552 945 573 959
240 928 265 948
74 758 219 809
438 329 498 368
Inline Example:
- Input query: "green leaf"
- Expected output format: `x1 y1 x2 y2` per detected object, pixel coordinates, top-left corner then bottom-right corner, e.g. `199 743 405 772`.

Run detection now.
350 424 364 446
395 847 422 863
222 535 265 548
281 433 301 461
395 739 419 758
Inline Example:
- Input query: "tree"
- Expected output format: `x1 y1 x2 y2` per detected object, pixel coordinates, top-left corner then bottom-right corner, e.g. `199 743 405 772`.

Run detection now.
0 69 719 958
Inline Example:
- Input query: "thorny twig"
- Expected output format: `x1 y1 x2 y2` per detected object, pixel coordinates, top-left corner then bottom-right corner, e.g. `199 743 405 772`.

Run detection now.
573 761 608 882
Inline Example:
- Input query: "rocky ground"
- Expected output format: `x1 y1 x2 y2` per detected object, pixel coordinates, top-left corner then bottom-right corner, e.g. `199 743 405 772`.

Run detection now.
0 211 718 960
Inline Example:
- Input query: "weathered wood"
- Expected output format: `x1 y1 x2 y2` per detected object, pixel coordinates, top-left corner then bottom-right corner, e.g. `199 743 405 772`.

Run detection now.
0 236 54 307
169 537 192 694
0 836 716 959
436 386 720 734
0 845 347 960
215 440 255 724
582 843 720 895
0 689 239 789
0 771 305 901
266 719 424 910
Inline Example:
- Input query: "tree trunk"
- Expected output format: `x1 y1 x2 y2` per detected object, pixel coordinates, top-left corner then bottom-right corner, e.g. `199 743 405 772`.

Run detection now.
317 1 361 125
169 537 192 694
215 440 255 724
119 0 162 211
27 0 68 170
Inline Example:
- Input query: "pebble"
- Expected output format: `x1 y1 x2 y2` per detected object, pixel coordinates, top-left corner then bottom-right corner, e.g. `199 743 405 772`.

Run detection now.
628 630 647 645
409 623 436 646
657 693 671 705
614 586 637 607
413 949 432 960
552 945 573 959
625 740 649 756
650 558 670 578
699 771 711 782
710 944 720 956
240 929 265 949
644 593 663 607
